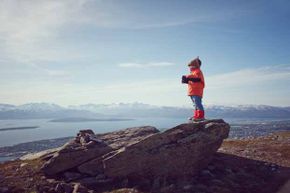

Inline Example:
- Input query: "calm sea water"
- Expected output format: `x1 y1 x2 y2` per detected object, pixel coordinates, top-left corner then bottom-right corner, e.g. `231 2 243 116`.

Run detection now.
0 117 288 147
0 118 187 147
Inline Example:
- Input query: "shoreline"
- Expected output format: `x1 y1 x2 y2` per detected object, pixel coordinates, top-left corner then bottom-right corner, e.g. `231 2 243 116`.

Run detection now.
0 126 39 132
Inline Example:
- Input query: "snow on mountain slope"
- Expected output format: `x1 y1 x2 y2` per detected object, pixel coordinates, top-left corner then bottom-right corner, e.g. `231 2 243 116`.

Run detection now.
0 104 16 111
0 102 289 119
17 103 64 112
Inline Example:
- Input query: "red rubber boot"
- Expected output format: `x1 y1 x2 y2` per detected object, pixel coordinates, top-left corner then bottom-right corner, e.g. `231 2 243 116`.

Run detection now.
188 110 198 121
194 110 205 121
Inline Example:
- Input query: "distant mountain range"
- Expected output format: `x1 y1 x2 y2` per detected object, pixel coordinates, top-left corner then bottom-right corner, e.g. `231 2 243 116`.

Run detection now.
0 102 290 119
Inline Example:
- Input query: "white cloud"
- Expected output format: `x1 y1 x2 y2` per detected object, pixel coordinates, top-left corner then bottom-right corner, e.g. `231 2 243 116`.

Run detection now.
0 65 289 106
119 62 175 68
0 1 83 64
0 0 240 65
206 64 290 89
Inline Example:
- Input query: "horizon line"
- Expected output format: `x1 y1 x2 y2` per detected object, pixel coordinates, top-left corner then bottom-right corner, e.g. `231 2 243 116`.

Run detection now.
0 102 289 108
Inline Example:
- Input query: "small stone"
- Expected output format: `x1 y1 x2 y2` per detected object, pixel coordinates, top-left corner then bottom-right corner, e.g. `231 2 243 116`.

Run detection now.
80 135 90 145
20 163 28 167
72 183 89 193
47 178 56 183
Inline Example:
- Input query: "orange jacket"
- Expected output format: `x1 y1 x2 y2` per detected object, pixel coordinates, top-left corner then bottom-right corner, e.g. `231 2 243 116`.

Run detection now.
186 68 205 97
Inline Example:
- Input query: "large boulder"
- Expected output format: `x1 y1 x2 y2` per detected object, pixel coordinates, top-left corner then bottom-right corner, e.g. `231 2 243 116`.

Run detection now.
41 126 159 175
103 119 229 178
41 137 112 176
40 120 229 180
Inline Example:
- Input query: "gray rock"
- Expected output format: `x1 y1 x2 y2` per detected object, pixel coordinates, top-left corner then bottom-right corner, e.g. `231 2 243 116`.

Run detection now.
42 126 158 175
20 147 61 161
77 157 104 176
42 144 111 175
41 120 229 183
41 139 112 175
96 126 159 149
103 119 229 178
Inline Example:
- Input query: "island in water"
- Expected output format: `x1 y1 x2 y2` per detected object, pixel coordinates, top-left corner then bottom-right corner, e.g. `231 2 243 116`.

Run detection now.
0 126 39 132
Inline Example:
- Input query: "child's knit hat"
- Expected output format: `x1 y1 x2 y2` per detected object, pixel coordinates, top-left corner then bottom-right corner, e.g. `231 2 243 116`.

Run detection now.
188 56 202 67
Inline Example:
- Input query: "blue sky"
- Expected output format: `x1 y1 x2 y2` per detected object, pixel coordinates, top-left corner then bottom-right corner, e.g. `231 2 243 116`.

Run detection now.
0 0 290 107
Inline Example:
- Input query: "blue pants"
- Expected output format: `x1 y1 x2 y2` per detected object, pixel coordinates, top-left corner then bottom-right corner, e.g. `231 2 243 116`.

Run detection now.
190 95 204 111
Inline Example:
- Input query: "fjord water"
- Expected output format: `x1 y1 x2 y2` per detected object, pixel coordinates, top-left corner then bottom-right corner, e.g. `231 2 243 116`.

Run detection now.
0 118 186 147
0 117 290 147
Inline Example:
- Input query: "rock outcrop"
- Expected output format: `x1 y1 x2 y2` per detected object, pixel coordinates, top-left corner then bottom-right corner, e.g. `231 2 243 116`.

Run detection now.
41 126 158 175
103 119 229 178
41 119 229 181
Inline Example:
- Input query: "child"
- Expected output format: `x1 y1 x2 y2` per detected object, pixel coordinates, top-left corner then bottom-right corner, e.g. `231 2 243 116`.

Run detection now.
182 57 205 121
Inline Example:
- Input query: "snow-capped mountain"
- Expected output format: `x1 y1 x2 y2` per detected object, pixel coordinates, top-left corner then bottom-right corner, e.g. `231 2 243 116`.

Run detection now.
68 103 290 118
0 104 16 111
205 104 290 118
68 102 159 115
17 103 64 112
0 102 289 119
0 103 101 119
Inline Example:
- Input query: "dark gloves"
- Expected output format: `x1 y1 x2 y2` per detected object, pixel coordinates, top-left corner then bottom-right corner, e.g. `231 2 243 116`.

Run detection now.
182 75 188 84
182 76 201 84
188 78 201 82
